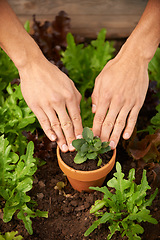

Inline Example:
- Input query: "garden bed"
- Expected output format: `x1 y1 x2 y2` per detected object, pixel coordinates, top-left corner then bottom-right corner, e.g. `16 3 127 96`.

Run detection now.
0 11 160 240
1 141 160 240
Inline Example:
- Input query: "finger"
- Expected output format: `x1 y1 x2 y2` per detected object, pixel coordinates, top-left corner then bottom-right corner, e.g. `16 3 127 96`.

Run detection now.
109 106 131 149
123 106 140 140
91 86 99 113
44 107 69 152
32 106 57 142
56 105 76 151
100 101 122 142
66 101 83 139
92 99 110 138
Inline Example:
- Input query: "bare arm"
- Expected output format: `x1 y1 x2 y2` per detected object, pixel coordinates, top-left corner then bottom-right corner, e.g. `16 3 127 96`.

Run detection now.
0 0 83 152
92 0 160 149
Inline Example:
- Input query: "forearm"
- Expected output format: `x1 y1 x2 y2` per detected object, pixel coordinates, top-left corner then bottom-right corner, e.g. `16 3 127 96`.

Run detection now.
0 0 42 69
121 0 160 63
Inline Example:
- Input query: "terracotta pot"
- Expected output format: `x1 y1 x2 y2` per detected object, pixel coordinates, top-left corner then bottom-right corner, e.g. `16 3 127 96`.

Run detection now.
57 146 116 192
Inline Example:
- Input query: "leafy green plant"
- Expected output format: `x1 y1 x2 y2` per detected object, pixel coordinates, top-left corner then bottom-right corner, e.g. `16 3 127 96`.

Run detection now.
0 48 19 106
72 127 111 166
0 83 39 154
84 161 158 239
61 29 115 127
0 135 48 235
143 103 160 134
0 231 23 240
148 47 160 88
140 47 160 134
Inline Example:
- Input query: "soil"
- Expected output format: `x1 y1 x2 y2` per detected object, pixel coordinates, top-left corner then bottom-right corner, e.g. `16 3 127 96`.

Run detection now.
0 13 160 239
61 150 113 171
0 141 160 240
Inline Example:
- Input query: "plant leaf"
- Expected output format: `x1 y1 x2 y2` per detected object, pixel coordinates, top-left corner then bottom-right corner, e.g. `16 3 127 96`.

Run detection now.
82 127 94 141
74 152 87 164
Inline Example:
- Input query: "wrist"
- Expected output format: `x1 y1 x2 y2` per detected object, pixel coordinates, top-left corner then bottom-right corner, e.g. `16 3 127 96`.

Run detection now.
117 29 159 69
13 38 44 71
127 30 159 63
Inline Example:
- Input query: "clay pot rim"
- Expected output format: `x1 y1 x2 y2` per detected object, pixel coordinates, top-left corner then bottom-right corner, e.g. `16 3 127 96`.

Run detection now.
57 146 116 181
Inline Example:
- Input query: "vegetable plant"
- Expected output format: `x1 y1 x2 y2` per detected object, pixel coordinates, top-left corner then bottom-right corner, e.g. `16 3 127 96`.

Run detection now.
0 48 19 105
0 231 23 240
0 135 48 235
84 161 158 239
0 83 38 154
72 127 111 166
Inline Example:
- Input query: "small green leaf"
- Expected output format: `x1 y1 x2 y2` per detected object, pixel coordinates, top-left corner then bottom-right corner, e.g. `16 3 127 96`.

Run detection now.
80 142 89 153
102 141 109 148
86 152 97 159
97 157 102 166
74 152 87 164
72 138 85 150
0 231 23 240
24 20 30 33
94 140 102 149
82 127 94 141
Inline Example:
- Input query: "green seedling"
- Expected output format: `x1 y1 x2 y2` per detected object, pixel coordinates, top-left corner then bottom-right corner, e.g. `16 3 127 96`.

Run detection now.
0 231 23 240
72 127 111 165
84 161 158 240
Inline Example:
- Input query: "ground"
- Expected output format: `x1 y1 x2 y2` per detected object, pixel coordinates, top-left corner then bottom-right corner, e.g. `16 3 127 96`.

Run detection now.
0 139 160 240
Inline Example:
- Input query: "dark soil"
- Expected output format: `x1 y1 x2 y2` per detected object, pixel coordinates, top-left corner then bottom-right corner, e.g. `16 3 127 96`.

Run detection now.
0 12 160 239
61 150 113 171
0 141 160 240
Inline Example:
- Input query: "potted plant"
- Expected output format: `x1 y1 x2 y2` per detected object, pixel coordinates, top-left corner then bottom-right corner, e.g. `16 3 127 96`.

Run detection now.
57 127 116 192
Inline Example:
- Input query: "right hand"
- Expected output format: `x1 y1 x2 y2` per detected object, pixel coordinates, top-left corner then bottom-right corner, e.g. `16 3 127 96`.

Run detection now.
19 55 83 152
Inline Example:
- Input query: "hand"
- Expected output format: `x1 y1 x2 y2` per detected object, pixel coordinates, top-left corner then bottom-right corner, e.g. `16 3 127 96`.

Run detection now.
19 56 83 152
91 43 149 149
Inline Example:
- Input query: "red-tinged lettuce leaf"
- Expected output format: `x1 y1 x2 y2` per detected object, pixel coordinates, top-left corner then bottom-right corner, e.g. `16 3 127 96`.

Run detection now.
127 130 160 162
32 11 70 62
31 11 84 65
136 161 160 188
24 131 57 161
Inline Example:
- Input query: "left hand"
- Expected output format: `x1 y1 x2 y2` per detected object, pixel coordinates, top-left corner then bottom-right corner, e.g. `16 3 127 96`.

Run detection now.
91 45 149 149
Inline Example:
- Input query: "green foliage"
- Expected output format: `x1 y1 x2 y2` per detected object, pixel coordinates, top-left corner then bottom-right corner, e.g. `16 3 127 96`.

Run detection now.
148 48 160 88
144 104 160 134
84 162 158 239
0 83 38 154
24 20 30 33
0 48 19 106
0 47 40 154
140 47 160 134
72 127 111 165
0 231 23 240
0 135 48 235
61 29 115 127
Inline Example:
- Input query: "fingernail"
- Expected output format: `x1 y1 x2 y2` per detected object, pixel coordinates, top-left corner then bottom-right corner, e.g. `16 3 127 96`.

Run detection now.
123 133 130 139
92 104 96 112
51 134 56 141
109 141 115 149
62 144 68 152
69 143 75 151
76 135 83 139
